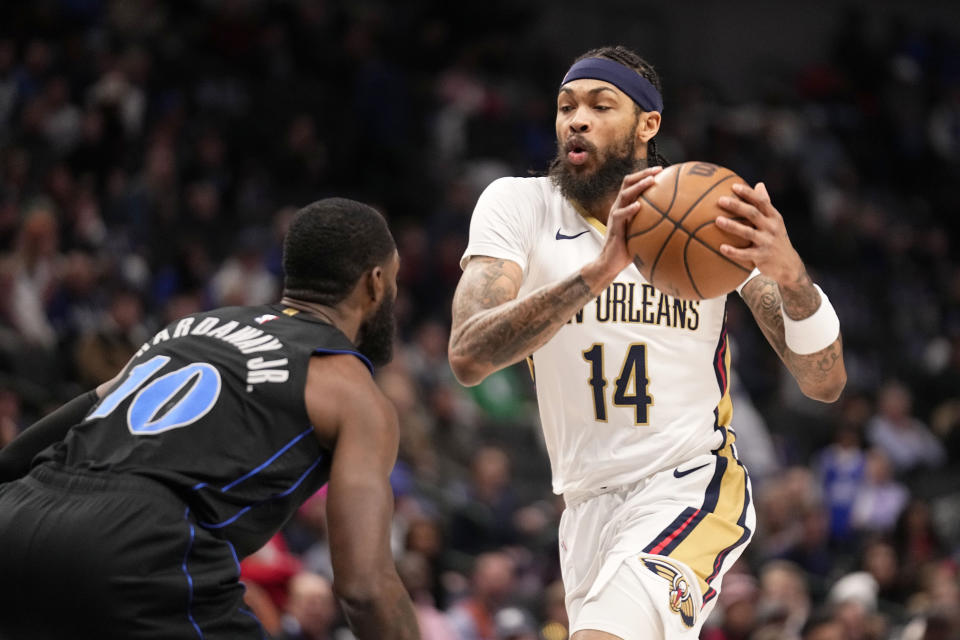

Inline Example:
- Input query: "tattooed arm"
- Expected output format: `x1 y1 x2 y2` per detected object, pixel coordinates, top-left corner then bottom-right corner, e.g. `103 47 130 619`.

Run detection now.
449 257 598 386
717 182 846 402
449 168 662 386
740 273 846 402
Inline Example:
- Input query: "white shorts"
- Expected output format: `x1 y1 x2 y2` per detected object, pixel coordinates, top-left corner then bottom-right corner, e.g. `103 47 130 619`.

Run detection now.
560 434 755 639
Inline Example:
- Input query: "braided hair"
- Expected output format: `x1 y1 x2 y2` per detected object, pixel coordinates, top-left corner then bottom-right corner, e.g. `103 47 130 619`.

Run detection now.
574 46 670 167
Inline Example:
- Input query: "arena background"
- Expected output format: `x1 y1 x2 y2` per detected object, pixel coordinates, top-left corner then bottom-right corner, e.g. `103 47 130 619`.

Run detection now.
1 1 959 639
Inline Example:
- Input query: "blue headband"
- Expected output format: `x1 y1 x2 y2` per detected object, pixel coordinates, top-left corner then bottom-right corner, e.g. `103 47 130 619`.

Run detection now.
561 57 664 113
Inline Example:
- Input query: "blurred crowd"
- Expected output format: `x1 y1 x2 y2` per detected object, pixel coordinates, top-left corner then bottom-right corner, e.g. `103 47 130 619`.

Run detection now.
0 2 959 639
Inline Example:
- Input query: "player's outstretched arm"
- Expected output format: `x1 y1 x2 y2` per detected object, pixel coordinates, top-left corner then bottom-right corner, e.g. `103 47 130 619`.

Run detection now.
0 369 124 483
449 167 661 386
306 356 420 640
717 182 846 402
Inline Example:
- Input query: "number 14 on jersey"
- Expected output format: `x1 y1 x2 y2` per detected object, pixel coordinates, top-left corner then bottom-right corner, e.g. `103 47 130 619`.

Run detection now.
582 343 654 425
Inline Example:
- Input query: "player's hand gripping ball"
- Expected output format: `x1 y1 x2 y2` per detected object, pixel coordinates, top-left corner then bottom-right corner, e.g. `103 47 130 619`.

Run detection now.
628 162 754 300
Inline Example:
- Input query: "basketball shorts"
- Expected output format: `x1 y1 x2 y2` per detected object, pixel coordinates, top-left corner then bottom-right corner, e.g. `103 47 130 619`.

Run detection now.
560 444 755 639
0 463 265 640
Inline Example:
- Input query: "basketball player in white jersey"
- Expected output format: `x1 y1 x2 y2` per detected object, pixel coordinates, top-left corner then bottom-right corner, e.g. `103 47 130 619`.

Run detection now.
449 46 846 640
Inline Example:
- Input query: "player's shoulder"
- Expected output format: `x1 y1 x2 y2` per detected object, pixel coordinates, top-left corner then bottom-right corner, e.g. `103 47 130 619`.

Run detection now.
306 353 396 441
308 350 373 386
479 175 554 203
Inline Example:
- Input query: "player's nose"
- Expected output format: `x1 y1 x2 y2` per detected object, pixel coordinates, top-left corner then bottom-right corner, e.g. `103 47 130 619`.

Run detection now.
568 107 591 133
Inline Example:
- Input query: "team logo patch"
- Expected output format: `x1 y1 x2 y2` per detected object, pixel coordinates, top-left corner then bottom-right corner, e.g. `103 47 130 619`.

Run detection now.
641 557 696 628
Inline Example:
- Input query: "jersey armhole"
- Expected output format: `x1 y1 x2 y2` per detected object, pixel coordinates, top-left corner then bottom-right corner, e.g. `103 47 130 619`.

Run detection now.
313 348 374 375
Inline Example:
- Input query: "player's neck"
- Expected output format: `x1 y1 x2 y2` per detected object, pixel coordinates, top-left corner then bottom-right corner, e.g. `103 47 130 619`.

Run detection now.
279 296 361 343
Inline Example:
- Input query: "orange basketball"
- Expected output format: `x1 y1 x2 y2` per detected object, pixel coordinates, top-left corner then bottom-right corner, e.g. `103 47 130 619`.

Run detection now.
627 161 754 300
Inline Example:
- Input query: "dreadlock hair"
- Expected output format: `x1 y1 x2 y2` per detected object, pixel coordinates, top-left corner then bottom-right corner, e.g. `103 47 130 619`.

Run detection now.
282 197 395 306
574 45 671 167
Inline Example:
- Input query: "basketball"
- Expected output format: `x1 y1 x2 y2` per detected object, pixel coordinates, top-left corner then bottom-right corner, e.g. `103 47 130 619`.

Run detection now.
627 161 754 301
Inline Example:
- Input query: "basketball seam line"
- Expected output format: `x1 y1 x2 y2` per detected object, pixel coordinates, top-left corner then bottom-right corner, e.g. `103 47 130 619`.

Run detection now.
644 166 683 284
637 172 738 292
685 218 753 274
628 220 750 279
684 243 706 300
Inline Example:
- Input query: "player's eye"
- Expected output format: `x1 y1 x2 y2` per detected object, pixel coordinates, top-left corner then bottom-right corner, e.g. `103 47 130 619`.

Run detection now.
594 105 611 111
558 105 574 113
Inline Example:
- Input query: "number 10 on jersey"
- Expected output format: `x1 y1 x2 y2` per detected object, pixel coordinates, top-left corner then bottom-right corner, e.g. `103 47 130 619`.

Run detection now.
582 343 654 425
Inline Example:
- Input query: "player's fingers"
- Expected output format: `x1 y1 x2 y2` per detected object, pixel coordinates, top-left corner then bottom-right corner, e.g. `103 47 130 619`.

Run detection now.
618 175 658 204
716 195 763 224
619 166 663 191
718 243 757 265
716 216 762 243
609 200 643 229
636 165 664 179
731 182 774 215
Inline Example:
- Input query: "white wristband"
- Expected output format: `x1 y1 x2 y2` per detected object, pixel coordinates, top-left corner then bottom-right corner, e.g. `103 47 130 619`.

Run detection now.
782 284 840 355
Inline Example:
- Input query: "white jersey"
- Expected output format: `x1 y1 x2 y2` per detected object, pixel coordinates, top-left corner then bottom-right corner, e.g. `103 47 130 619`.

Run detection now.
463 176 753 496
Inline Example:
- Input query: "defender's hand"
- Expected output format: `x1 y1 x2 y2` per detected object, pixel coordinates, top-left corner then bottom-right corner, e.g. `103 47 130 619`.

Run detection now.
583 166 662 293
715 182 805 286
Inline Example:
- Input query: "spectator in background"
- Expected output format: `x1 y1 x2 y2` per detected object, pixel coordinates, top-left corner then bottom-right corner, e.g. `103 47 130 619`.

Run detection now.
539 580 569 640
289 488 335 583
858 538 907 607
493 606 539 640
756 560 812 640
447 551 517 640
8 203 59 349
448 446 519 557
404 516 451 609
241 533 304 614
867 380 946 475
397 551 459 640
209 227 278 307
892 499 946 593
817 424 866 546
799 611 845 640
826 572 884 640
47 249 103 339
278 572 341 640
850 449 909 535
702 571 760 640
72 285 147 387
777 504 837 582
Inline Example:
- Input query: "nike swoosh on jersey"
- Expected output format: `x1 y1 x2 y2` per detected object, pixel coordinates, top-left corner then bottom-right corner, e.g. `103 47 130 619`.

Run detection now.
673 462 711 478
555 228 590 240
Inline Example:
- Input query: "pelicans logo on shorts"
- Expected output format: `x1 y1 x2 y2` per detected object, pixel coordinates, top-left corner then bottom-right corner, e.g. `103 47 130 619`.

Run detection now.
641 557 696 628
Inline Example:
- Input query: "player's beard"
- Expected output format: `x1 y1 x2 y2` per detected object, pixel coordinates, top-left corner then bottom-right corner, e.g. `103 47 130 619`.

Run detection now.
356 291 396 367
549 130 644 210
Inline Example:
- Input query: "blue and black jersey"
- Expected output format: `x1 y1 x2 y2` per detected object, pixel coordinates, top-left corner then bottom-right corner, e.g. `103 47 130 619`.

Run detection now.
39 303 370 557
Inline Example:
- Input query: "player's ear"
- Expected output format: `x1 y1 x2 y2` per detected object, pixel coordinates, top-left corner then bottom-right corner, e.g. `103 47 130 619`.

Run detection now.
365 265 386 304
636 111 661 144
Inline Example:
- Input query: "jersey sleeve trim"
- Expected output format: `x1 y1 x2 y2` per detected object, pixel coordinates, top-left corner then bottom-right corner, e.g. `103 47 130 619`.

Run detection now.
459 244 527 271
313 348 374 375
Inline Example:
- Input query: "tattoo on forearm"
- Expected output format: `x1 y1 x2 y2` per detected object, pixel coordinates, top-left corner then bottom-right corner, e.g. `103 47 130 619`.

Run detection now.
779 268 820 320
452 258 520 326
745 277 788 359
477 259 519 308
742 275 845 392
451 258 594 370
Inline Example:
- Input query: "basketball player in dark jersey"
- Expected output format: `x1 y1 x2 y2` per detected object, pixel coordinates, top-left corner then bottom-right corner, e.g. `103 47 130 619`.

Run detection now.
0 198 420 639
